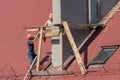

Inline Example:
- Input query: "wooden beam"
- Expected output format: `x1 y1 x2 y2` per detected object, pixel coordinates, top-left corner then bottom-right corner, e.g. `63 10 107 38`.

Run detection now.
78 26 97 50
45 32 59 37
26 28 59 38
54 23 104 27
59 30 63 69
69 23 104 27
36 28 43 71
62 21 87 74
68 24 104 30
63 55 75 70
26 26 59 32
25 24 104 32
29 70 73 76
26 28 39 32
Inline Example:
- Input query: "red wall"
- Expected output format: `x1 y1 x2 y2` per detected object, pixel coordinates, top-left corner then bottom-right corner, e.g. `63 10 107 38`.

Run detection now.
88 10 120 62
1 0 120 80
0 0 52 77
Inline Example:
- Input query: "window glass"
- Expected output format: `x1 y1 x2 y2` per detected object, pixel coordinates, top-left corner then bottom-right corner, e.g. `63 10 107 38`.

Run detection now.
90 46 118 65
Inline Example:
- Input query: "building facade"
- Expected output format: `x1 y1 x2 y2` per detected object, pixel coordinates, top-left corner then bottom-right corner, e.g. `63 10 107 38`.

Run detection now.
0 0 120 80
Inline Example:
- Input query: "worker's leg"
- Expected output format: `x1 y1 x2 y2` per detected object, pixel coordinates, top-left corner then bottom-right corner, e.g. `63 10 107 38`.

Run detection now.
32 53 37 60
28 51 36 65
28 51 33 65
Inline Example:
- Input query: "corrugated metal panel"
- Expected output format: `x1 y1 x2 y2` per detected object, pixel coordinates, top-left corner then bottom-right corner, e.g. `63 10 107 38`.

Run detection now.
100 0 119 18
61 0 88 24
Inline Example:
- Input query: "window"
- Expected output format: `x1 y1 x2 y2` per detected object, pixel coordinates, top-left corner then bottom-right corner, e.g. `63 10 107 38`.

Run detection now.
89 46 118 65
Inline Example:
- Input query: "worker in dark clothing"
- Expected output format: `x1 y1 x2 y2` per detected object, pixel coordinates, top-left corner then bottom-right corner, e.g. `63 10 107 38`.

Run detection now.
27 33 39 66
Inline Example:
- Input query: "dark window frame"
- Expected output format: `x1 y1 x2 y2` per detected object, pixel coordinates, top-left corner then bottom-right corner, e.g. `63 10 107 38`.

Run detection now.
89 45 119 65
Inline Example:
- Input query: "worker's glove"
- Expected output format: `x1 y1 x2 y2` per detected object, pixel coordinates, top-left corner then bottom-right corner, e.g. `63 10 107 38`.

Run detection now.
42 32 46 42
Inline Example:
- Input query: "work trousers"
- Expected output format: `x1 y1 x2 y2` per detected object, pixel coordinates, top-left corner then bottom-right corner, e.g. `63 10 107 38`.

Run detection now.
28 51 37 65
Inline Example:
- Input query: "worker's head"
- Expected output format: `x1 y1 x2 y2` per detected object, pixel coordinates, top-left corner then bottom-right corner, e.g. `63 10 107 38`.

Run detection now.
26 34 32 39
49 13 53 20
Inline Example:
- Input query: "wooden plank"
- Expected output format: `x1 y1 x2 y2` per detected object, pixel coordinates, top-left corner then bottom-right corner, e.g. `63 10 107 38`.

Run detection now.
29 70 73 76
45 32 59 37
26 26 59 32
25 24 104 32
26 28 39 32
78 26 97 50
62 21 87 74
69 23 104 27
63 25 103 70
54 23 104 27
36 28 43 71
24 26 58 29
25 24 105 32
59 30 63 69
63 55 75 69
69 24 104 30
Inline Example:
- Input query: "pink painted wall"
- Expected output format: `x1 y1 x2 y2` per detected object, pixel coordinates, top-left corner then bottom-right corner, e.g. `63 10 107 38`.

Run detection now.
0 0 120 80
0 0 52 78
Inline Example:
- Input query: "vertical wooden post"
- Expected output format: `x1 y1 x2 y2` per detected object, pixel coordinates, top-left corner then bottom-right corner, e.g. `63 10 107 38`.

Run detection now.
62 21 87 74
36 28 43 71
59 28 63 70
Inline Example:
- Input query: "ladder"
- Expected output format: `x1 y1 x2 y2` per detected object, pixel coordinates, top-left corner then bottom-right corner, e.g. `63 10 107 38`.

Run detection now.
23 56 37 80
24 28 44 80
